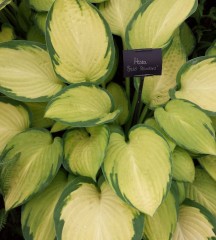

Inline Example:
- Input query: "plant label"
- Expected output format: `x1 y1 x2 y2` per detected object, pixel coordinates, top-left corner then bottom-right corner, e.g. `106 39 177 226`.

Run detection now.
123 49 162 77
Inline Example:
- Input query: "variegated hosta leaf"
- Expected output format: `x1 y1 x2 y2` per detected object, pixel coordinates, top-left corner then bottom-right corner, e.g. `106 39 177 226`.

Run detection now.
205 40 216 57
172 147 195 182
63 126 109 180
198 155 216 181
172 56 216 114
126 0 197 49
0 41 65 102
0 129 62 210
34 12 47 34
0 0 11 10
106 82 129 125
143 191 178 240
21 170 68 240
45 84 120 127
99 0 142 41
103 125 171 216
180 22 196 56
0 24 15 43
186 168 216 217
54 178 144 240
140 30 186 108
29 0 54 11
154 99 216 155
25 102 53 128
0 98 30 154
46 0 115 84
172 199 216 240
144 118 176 151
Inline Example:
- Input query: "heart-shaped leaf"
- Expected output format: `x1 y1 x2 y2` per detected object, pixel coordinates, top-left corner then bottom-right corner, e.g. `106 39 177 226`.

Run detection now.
186 168 216 217
126 0 197 49
172 199 216 240
63 126 109 180
54 177 144 240
0 129 62 210
172 56 216 115
0 41 65 102
45 83 120 127
155 99 216 155
46 0 115 84
21 170 68 240
103 125 171 216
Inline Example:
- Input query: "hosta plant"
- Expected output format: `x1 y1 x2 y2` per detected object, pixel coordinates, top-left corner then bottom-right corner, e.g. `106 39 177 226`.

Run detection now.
0 0 216 239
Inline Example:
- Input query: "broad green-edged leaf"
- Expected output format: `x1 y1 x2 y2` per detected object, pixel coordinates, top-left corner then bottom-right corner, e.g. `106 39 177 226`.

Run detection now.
27 26 45 44
154 99 216 155
0 24 15 43
63 126 109 180
125 0 197 49
172 56 216 114
0 41 65 102
99 0 142 40
206 40 216 57
198 155 216 181
0 128 62 210
25 102 53 128
34 12 47 34
0 98 30 154
172 199 216 240
186 168 216 217
50 122 71 133
172 147 195 182
143 191 177 240
106 82 129 125
139 30 186 108
54 177 144 240
45 83 120 127
29 0 54 11
21 170 67 240
144 118 176 151
46 0 115 85
103 125 171 216
180 22 196 56
0 0 11 10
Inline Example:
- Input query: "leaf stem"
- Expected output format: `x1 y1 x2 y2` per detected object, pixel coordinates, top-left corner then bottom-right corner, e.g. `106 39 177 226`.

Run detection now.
131 76 144 126
125 89 138 134
138 105 149 124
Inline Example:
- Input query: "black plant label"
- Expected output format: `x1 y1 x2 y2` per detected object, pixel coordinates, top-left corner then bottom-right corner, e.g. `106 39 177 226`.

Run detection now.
123 49 162 77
